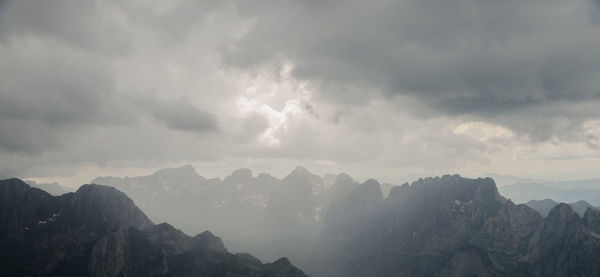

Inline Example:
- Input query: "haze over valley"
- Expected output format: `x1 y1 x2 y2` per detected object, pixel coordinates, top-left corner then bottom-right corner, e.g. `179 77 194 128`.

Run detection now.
5 167 600 276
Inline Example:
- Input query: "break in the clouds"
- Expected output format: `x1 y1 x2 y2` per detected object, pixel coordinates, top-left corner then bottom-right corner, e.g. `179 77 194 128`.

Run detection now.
0 0 599 185
226 0 600 139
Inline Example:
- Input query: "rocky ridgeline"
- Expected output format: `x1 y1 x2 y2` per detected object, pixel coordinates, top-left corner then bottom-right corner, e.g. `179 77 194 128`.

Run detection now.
311 175 600 277
0 178 306 277
91 165 352 268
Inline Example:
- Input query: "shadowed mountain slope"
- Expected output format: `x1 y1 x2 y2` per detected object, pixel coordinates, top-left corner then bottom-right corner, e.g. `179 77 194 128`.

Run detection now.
0 178 306 277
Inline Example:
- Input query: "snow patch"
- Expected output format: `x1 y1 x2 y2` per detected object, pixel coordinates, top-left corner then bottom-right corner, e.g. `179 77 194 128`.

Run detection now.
243 193 268 208
212 200 227 208
38 213 59 224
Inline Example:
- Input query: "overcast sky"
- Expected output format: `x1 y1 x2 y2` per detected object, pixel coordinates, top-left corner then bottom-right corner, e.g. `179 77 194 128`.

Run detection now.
1 0 600 187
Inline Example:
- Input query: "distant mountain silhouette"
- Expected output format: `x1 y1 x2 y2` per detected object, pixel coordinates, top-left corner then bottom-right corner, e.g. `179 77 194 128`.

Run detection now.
91 165 355 269
0 178 306 277
24 180 73 196
92 165 277 236
498 182 600 205
525 199 598 217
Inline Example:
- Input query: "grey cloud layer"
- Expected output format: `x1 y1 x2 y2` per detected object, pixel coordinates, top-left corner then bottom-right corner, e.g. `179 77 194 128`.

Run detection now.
226 0 600 138
0 0 133 54
0 0 220 156
1 0 600 181
140 99 218 133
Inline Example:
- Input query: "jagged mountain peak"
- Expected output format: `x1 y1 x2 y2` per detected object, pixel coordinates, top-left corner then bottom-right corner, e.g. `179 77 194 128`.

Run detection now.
352 179 383 204
326 173 357 199
281 166 322 187
293 166 309 175
361 178 380 187
154 164 195 173
92 165 209 197
283 166 324 188
257 172 274 178
334 173 353 184
230 167 253 178
386 174 501 206
152 164 202 179
223 168 253 185
191 230 227 253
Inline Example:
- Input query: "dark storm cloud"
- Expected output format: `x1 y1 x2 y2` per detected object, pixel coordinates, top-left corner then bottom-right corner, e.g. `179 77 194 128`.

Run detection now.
225 0 600 138
1 0 600 183
0 38 135 154
0 44 127 126
0 0 134 54
140 99 218 133
0 0 223 169
0 0 224 54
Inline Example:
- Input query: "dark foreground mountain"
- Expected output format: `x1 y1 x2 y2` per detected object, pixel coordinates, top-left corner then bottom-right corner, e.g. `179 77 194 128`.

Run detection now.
0 178 306 277
311 175 600 277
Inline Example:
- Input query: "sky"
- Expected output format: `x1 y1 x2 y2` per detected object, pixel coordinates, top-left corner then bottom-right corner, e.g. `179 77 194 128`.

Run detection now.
1 0 600 187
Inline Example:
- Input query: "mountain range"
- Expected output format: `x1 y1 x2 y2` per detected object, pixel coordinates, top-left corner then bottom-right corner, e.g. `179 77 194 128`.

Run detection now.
14 166 600 276
310 175 600 276
0 178 306 277
91 165 357 268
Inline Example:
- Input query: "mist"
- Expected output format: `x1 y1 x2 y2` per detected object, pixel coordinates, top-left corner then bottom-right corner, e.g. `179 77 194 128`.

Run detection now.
26 164 600 276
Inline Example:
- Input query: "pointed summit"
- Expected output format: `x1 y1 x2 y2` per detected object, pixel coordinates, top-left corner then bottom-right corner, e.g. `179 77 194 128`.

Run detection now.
354 179 384 204
334 173 353 184
223 168 253 185
293 166 309 175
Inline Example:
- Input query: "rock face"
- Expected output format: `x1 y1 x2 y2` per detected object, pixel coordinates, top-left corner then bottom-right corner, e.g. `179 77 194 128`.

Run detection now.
0 178 306 277
310 175 600 277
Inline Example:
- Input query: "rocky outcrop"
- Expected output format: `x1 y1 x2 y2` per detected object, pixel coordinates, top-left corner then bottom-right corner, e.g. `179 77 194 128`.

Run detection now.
0 178 307 277
310 175 600 277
